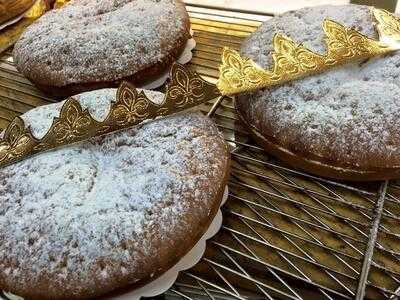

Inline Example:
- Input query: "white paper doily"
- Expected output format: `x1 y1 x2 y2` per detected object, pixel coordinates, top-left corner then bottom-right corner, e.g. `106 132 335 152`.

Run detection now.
137 30 196 90
1 186 228 300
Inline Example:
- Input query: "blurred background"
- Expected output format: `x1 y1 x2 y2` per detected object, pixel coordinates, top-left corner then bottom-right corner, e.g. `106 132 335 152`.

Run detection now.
184 0 399 13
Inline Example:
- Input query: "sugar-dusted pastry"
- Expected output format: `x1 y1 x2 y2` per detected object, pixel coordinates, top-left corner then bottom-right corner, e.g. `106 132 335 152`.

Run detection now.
13 0 190 98
236 4 400 181
0 88 230 299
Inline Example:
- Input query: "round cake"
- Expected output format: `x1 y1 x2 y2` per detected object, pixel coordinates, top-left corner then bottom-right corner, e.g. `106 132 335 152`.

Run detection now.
13 0 190 98
0 89 230 299
236 4 400 181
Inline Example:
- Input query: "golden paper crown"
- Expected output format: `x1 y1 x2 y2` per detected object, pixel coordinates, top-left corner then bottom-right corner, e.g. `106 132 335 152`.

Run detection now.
0 63 220 169
217 8 400 95
2 7 399 169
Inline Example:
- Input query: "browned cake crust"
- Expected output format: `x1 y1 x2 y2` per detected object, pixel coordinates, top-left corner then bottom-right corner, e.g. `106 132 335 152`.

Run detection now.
32 32 189 99
104 163 230 299
12 0 190 98
0 0 36 24
0 89 230 299
236 4 400 181
236 110 400 181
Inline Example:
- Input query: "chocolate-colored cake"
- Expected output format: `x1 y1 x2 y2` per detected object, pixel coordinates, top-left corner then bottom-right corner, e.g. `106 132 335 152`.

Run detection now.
0 89 230 299
236 4 400 181
13 0 190 98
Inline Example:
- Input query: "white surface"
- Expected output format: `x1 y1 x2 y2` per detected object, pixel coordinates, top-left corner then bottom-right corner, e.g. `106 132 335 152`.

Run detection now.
1 186 229 300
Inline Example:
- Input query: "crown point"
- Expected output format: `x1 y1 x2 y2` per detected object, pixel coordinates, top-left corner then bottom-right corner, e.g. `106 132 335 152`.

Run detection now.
217 7 400 95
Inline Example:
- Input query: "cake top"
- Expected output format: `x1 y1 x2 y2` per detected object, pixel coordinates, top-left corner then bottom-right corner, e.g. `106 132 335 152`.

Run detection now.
239 5 400 168
0 89 229 299
13 0 189 86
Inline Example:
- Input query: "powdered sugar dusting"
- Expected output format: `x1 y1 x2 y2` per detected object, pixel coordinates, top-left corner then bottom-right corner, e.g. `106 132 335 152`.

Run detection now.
22 88 164 139
13 0 189 86
0 89 229 298
238 5 400 168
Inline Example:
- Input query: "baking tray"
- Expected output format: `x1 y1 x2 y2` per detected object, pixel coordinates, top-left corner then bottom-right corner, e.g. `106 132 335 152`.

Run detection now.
1 3 400 300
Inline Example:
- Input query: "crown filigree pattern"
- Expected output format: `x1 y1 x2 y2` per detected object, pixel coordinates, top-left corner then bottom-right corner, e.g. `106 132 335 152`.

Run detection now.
217 8 400 95
2 7 399 168
0 63 221 169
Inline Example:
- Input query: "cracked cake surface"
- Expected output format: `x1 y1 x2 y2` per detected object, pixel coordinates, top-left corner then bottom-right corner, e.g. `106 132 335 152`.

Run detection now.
236 4 400 176
0 89 230 299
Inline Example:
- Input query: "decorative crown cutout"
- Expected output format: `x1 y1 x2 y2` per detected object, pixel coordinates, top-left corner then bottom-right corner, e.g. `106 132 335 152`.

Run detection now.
217 8 400 95
0 63 221 169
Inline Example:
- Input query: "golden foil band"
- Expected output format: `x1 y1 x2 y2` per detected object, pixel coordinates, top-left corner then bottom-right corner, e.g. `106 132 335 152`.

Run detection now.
217 8 400 95
2 6 400 169
0 63 221 169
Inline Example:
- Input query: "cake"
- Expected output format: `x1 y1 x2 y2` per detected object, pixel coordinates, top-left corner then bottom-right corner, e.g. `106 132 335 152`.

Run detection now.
12 0 190 98
236 4 400 181
0 89 230 299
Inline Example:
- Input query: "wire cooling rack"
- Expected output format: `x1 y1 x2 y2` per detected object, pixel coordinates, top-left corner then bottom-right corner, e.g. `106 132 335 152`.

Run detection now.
1 3 400 300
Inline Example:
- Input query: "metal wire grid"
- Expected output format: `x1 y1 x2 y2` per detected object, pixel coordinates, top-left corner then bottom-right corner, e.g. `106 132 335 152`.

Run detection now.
169 6 400 300
0 4 399 300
